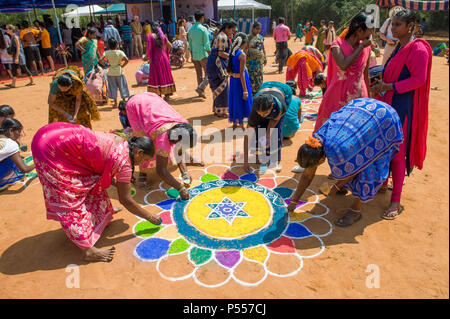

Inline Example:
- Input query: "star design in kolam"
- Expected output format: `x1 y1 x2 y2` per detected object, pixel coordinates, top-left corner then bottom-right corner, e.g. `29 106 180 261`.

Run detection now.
206 197 249 225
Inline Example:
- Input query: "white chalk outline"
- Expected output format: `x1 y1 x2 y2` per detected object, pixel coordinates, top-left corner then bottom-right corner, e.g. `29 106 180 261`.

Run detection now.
133 164 332 288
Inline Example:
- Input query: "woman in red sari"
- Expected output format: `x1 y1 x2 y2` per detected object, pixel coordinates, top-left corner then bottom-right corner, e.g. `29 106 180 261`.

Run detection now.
371 9 432 219
314 13 373 132
31 122 162 262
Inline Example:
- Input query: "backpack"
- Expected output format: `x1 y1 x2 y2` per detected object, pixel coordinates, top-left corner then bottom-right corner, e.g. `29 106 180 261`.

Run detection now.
6 35 16 57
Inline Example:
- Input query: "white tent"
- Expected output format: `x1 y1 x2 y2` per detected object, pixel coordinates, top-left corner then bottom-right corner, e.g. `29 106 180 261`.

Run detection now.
218 0 271 20
218 0 271 10
62 5 105 18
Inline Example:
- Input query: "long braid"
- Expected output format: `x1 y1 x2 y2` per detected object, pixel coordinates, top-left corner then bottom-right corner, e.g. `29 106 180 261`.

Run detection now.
128 138 136 184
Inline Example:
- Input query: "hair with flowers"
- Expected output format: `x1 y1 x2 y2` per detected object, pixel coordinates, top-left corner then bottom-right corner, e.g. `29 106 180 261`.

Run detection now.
305 136 322 148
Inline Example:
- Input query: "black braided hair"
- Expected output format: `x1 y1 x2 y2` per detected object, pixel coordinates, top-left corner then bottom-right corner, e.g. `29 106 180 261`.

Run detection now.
297 143 325 168
393 9 417 33
0 105 15 118
57 73 73 87
226 32 249 74
150 22 163 49
219 19 237 33
0 118 23 138
253 93 273 113
128 136 155 183
345 12 369 40
286 80 297 96
168 123 197 148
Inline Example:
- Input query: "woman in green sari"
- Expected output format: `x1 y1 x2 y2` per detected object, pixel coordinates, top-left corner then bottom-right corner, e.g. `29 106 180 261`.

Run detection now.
76 28 99 76
246 22 267 95
315 20 327 54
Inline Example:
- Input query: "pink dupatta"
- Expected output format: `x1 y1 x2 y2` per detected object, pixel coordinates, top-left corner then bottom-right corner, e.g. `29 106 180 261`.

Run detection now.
377 39 432 170
314 37 370 132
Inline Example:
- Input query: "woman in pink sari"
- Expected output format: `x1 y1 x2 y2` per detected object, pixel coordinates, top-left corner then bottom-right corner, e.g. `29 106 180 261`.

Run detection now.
371 9 432 220
122 93 199 200
147 22 176 100
31 122 161 262
314 13 373 132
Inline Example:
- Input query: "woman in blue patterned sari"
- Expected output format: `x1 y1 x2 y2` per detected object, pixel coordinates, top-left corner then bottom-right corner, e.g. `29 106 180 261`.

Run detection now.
206 20 237 117
287 98 403 227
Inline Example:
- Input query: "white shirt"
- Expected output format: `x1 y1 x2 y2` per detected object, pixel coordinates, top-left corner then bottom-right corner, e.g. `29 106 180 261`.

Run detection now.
0 137 19 162
185 22 193 32
380 18 398 42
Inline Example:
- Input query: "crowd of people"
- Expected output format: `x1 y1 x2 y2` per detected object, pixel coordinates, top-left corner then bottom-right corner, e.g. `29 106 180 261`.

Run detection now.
0 8 435 262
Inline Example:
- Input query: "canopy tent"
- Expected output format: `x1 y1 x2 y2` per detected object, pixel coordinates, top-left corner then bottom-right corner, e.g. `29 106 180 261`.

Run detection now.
62 4 105 17
218 0 271 20
0 0 86 10
218 0 271 10
376 0 449 11
96 3 126 14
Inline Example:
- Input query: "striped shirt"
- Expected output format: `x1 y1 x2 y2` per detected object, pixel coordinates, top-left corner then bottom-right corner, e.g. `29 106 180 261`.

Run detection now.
121 25 132 41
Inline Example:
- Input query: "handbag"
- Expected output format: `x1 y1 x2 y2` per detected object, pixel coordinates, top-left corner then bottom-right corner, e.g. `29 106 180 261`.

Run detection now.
6 36 17 57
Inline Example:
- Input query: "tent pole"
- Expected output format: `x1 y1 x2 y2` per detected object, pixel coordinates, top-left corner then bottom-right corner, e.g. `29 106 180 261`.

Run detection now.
27 11 33 27
234 0 236 20
33 2 38 21
151 0 154 21
51 0 67 67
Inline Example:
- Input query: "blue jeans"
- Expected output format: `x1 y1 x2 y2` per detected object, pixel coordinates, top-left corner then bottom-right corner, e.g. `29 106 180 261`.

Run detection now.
123 39 133 58
119 114 130 129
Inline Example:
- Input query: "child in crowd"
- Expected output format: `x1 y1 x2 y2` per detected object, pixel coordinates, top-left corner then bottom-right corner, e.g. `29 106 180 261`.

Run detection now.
117 99 131 130
227 33 252 129
102 38 130 108
136 62 150 86
314 73 327 95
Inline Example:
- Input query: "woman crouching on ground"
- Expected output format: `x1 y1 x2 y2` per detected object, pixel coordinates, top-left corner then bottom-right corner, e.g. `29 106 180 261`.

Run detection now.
32 122 162 262
122 93 202 199
287 98 403 227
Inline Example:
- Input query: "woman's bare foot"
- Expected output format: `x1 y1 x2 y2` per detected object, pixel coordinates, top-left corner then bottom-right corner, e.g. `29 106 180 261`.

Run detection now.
84 246 116 262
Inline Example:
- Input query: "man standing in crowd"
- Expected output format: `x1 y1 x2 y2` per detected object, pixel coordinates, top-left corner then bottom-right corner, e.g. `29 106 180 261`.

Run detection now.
71 24 83 61
20 20 44 75
37 21 55 72
45 19 61 64
130 16 143 58
273 17 291 74
121 20 133 58
188 10 211 98
103 20 122 50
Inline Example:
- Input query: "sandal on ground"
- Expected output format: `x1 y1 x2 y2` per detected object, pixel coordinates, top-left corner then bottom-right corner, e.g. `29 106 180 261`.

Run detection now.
113 206 122 214
25 82 35 86
5 84 16 88
381 205 404 220
334 208 362 227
